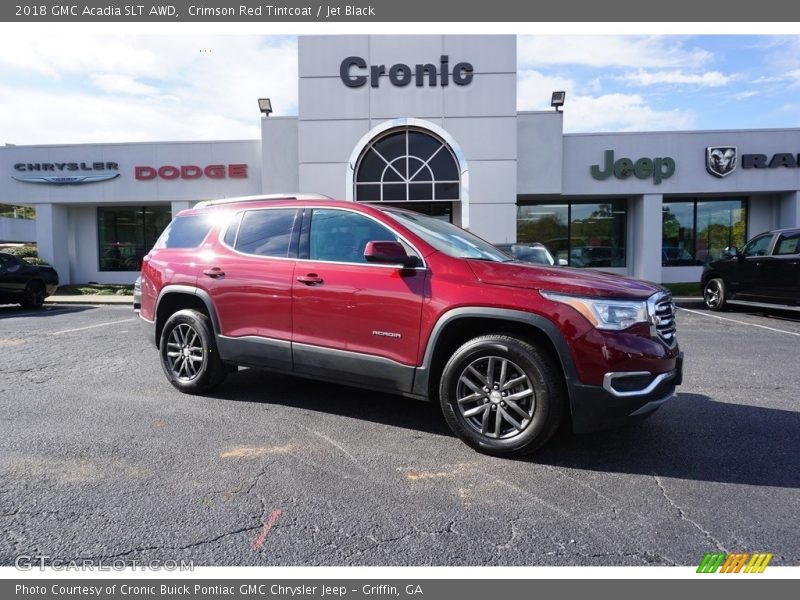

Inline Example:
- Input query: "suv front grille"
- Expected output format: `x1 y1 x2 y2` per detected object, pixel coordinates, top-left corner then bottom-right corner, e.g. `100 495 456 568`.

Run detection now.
652 294 677 345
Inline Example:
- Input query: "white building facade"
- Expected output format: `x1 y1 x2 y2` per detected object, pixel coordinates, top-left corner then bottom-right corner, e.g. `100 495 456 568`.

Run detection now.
2 34 800 285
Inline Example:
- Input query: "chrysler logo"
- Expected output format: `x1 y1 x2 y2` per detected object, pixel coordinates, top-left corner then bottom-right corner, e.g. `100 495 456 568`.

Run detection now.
12 173 120 185
706 146 737 178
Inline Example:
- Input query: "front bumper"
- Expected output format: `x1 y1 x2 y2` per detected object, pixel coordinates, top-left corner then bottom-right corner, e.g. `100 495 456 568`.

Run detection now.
569 352 683 434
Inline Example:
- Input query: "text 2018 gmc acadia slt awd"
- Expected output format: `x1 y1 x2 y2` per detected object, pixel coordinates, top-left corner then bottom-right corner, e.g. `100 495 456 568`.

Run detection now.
136 196 683 457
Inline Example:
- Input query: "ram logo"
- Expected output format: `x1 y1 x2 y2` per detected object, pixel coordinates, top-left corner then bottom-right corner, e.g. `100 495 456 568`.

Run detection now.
706 146 738 178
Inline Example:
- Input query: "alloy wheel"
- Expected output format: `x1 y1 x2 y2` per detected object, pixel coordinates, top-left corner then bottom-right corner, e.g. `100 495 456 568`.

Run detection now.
456 356 536 439
165 323 205 381
704 280 721 309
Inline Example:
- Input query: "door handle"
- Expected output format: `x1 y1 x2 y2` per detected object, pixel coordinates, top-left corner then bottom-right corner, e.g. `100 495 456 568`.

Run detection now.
203 267 225 278
297 273 324 285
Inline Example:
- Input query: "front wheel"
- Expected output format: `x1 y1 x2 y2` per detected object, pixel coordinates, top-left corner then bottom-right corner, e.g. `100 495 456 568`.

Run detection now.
159 309 227 394
439 335 565 458
703 277 727 311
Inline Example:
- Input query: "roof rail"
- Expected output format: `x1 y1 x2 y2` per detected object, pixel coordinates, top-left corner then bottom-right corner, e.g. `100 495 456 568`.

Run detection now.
194 193 334 208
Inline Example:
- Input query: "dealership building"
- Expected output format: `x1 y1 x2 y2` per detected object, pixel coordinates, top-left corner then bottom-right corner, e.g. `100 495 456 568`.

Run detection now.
2 35 800 285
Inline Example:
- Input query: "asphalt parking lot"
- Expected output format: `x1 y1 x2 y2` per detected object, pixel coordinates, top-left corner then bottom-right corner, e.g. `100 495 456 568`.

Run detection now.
1 302 798 566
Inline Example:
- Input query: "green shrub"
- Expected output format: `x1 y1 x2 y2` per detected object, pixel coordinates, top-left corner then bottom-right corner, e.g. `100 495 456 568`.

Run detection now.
1 245 38 258
21 256 51 266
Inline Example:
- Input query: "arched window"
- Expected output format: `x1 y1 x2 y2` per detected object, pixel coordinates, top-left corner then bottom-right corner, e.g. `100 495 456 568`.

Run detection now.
354 127 460 203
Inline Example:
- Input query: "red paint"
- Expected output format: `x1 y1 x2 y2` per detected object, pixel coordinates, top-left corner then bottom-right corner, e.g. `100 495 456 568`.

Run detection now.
134 164 248 180
139 198 679 389
251 509 283 551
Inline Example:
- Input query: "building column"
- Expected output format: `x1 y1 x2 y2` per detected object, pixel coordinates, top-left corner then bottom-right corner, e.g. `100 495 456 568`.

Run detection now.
631 194 663 283
779 191 800 228
35 203 70 285
171 201 192 215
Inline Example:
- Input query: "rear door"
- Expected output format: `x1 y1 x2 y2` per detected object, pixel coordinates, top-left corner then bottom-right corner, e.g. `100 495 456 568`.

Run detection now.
767 231 800 303
0 254 26 296
733 233 774 301
200 207 300 370
291 207 427 393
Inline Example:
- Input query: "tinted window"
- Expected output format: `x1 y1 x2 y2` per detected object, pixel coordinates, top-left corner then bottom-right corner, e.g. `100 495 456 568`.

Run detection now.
310 209 398 264
235 209 297 258
158 215 213 249
223 212 242 247
0 254 16 270
774 232 800 256
742 234 772 258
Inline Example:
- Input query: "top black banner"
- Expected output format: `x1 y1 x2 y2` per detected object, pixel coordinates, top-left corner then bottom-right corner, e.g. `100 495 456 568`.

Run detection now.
2 0 799 22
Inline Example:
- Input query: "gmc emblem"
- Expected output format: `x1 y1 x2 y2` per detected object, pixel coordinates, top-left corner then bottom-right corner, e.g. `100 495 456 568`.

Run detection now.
135 164 248 180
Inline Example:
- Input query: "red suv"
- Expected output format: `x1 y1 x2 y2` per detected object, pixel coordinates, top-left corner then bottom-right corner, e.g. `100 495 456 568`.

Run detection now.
137 196 682 457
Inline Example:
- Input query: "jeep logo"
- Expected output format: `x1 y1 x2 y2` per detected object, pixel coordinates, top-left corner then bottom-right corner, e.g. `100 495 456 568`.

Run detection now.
590 150 675 184
340 55 474 88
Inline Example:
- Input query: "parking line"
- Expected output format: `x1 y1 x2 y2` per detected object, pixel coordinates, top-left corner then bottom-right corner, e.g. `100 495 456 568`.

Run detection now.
680 307 800 337
52 318 135 335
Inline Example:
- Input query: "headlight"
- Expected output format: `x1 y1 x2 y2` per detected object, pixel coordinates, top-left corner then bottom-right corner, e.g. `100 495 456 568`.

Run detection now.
541 291 649 331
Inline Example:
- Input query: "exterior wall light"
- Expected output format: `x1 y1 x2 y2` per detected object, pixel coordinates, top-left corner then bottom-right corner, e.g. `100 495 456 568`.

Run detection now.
551 91 566 112
258 98 273 116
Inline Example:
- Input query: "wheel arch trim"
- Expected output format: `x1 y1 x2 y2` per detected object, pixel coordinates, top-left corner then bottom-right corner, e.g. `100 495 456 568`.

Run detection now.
154 285 221 343
412 307 578 398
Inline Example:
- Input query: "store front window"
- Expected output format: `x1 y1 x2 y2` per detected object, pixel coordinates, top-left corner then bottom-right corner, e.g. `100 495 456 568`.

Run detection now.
662 199 746 266
517 200 627 268
98 206 171 271
354 127 460 203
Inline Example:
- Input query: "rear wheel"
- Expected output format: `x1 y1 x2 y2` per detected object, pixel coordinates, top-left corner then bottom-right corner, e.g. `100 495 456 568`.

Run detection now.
439 334 565 457
159 309 227 394
703 277 727 311
20 281 45 309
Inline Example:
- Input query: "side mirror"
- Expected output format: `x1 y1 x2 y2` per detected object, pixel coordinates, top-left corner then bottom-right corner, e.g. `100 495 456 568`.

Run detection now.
724 246 738 258
364 241 419 268
558 258 568 266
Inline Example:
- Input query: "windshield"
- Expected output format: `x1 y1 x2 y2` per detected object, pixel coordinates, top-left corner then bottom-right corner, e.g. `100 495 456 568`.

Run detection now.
383 209 510 262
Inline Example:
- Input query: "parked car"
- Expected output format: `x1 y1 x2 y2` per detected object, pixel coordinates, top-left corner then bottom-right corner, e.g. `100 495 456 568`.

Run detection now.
701 228 800 311
137 196 682 457
0 251 59 308
495 243 567 266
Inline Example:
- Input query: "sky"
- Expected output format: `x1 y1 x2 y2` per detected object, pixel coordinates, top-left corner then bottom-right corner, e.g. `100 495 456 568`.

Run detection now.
0 34 799 145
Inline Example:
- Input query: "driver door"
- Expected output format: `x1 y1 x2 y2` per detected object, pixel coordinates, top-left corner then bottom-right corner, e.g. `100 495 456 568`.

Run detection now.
291 208 427 394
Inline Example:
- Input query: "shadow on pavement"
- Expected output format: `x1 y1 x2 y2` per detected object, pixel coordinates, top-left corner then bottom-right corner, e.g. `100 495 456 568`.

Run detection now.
536 392 800 489
211 370 800 488
0 304 97 319
210 367 452 437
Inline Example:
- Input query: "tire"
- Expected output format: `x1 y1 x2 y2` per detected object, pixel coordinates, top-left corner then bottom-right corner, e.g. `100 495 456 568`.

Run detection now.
703 277 727 311
20 281 45 309
159 309 227 394
439 334 565 458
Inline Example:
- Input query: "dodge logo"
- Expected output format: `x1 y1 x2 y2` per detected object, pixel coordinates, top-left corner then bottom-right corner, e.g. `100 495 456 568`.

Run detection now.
706 146 737 178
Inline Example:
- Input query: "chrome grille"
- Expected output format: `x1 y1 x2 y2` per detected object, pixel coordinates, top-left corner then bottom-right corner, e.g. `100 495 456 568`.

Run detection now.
652 294 677 345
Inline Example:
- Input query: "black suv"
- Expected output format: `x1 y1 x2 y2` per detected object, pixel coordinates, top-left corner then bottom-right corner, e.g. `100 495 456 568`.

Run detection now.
701 228 800 311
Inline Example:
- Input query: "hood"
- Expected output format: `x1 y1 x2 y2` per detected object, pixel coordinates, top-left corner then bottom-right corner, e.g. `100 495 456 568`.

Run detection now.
467 260 663 299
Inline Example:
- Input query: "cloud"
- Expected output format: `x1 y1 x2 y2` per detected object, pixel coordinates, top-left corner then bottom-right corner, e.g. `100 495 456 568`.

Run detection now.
517 70 576 107
0 35 298 144
733 90 759 101
518 36 712 69
517 69 694 133
619 69 733 87
563 94 695 133
90 74 161 97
